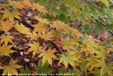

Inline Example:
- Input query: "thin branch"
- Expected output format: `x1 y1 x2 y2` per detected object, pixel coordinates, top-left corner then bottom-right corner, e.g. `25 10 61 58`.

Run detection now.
48 40 64 54
95 19 113 36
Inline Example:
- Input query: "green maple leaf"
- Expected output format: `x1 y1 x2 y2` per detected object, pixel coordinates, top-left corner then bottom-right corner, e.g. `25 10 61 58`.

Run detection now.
20 65 30 76
59 52 78 69
94 60 113 76
33 59 53 76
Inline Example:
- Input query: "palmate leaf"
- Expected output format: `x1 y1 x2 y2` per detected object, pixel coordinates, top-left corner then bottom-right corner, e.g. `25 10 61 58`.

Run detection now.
52 20 66 30
0 19 14 33
39 31 54 41
32 22 47 33
79 60 88 74
27 41 42 58
3 60 22 76
0 35 14 45
33 59 53 76
9 0 23 9
62 0 76 7
61 37 76 50
0 44 16 57
1 8 21 22
85 56 98 72
38 48 57 66
80 44 90 56
94 60 113 76
14 23 31 35
21 0 48 14
95 46 110 59
34 16 50 25
59 52 78 69
20 65 30 76
26 32 39 40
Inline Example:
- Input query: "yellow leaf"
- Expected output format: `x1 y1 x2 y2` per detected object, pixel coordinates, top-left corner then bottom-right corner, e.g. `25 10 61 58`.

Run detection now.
94 60 113 76
26 32 39 40
14 23 31 35
32 3 48 14
80 44 89 56
52 20 66 29
38 48 57 66
9 0 23 9
59 52 78 69
0 35 14 45
21 0 33 8
3 60 22 75
27 41 42 57
32 22 47 33
63 25 74 36
0 19 14 33
34 17 49 24
83 34 97 46
0 44 16 57
0 4 3 10
61 37 76 50
0 65 4 69
21 0 48 14
1 9 21 22
85 56 98 72
39 31 54 41
95 46 110 59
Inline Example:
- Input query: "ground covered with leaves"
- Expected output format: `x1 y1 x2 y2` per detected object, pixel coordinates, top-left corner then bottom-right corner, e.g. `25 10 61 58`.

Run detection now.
0 0 113 76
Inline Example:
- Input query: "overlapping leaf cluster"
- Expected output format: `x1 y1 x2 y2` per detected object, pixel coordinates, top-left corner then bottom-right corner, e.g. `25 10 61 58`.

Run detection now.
0 0 113 76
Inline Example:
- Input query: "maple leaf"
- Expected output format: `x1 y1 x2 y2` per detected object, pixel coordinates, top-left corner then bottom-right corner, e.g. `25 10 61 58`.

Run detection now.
62 0 76 7
0 35 14 45
33 59 53 74
0 19 14 33
61 37 76 50
26 32 39 40
52 20 66 30
32 2 48 14
85 56 98 72
9 0 23 9
0 44 16 57
52 29 62 38
59 52 78 69
70 36 80 47
39 31 54 41
80 44 90 56
0 65 4 69
32 22 47 33
63 25 74 36
14 23 31 35
27 41 42 57
83 34 97 45
21 0 33 9
34 16 50 24
95 46 110 59
20 65 30 75
94 60 113 76
38 48 57 66
1 9 21 22
3 60 22 75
